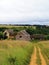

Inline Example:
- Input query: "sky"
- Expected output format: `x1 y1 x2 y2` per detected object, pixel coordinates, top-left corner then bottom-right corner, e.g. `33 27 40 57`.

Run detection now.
0 0 49 25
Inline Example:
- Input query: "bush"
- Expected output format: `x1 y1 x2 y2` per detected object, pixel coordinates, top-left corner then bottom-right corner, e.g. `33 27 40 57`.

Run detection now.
0 32 3 39
26 26 34 35
44 35 49 40
8 56 16 65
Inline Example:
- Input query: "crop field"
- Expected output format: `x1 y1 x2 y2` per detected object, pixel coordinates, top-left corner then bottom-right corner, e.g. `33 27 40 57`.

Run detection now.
0 40 49 65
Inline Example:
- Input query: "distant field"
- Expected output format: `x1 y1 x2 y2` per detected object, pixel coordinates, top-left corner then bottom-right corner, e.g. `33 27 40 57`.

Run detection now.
0 25 36 29
0 40 49 65
0 25 25 28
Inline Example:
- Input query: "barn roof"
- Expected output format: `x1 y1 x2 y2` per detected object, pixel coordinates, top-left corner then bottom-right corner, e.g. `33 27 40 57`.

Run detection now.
17 30 30 36
16 30 31 41
4 29 14 36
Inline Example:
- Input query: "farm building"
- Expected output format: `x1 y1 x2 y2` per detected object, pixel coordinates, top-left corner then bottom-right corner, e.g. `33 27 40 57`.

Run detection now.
30 34 45 40
16 30 31 41
3 29 14 39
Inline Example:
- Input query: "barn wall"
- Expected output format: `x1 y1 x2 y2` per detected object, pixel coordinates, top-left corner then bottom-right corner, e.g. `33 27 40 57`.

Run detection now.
16 34 31 41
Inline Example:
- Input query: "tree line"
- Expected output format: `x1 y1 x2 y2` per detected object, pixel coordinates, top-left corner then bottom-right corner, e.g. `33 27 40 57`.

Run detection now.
0 25 49 40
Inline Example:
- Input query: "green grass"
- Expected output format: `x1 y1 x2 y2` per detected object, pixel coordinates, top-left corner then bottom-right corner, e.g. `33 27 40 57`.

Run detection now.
31 40 49 65
38 41 49 65
0 40 49 65
0 40 34 65
36 47 41 65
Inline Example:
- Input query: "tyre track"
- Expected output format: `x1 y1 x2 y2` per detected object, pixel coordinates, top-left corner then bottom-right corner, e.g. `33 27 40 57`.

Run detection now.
38 47 47 65
29 47 37 65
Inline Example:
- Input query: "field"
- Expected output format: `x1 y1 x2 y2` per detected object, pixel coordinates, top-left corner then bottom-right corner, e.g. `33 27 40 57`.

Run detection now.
0 40 49 65
0 40 34 65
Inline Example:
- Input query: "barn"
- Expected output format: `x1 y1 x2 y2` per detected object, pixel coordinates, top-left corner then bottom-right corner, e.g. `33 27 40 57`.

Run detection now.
3 29 14 39
16 30 31 41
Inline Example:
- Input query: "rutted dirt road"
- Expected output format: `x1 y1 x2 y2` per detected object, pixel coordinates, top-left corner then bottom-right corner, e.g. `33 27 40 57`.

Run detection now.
29 46 47 65
38 47 46 65
29 47 37 65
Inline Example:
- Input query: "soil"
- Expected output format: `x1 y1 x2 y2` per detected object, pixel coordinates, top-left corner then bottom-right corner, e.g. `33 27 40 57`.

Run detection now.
29 47 37 65
38 48 46 65
29 47 47 65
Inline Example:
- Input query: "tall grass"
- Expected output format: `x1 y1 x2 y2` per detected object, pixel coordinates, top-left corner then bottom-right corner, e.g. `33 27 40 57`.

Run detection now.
38 43 49 65
0 40 34 65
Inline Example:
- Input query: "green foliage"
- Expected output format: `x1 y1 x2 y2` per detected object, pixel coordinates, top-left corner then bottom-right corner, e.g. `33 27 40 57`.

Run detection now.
44 35 49 40
0 27 8 32
0 25 49 40
0 25 49 35
26 26 35 35
0 32 3 39
8 56 16 65
46 35 49 40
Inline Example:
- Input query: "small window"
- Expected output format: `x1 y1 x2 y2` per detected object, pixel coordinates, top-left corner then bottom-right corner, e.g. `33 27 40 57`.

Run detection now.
19 36 22 38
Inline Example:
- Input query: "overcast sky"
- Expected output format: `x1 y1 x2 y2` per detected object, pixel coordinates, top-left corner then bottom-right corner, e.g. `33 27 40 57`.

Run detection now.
0 0 49 25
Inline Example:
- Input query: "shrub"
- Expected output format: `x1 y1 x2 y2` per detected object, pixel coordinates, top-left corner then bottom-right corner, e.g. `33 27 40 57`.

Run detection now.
8 56 16 65
44 35 49 40
0 32 3 39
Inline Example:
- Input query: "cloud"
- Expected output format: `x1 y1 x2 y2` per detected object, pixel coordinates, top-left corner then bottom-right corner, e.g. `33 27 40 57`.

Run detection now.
0 0 49 24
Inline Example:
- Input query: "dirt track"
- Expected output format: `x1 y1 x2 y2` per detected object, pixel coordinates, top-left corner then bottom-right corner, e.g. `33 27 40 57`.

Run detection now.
29 47 47 65
38 48 46 65
29 47 37 65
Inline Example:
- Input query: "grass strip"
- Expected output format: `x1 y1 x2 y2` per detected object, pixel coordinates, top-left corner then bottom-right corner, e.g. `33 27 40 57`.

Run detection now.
36 47 41 65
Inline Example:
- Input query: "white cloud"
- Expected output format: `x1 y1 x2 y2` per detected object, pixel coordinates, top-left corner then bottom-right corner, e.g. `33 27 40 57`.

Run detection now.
0 0 49 24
